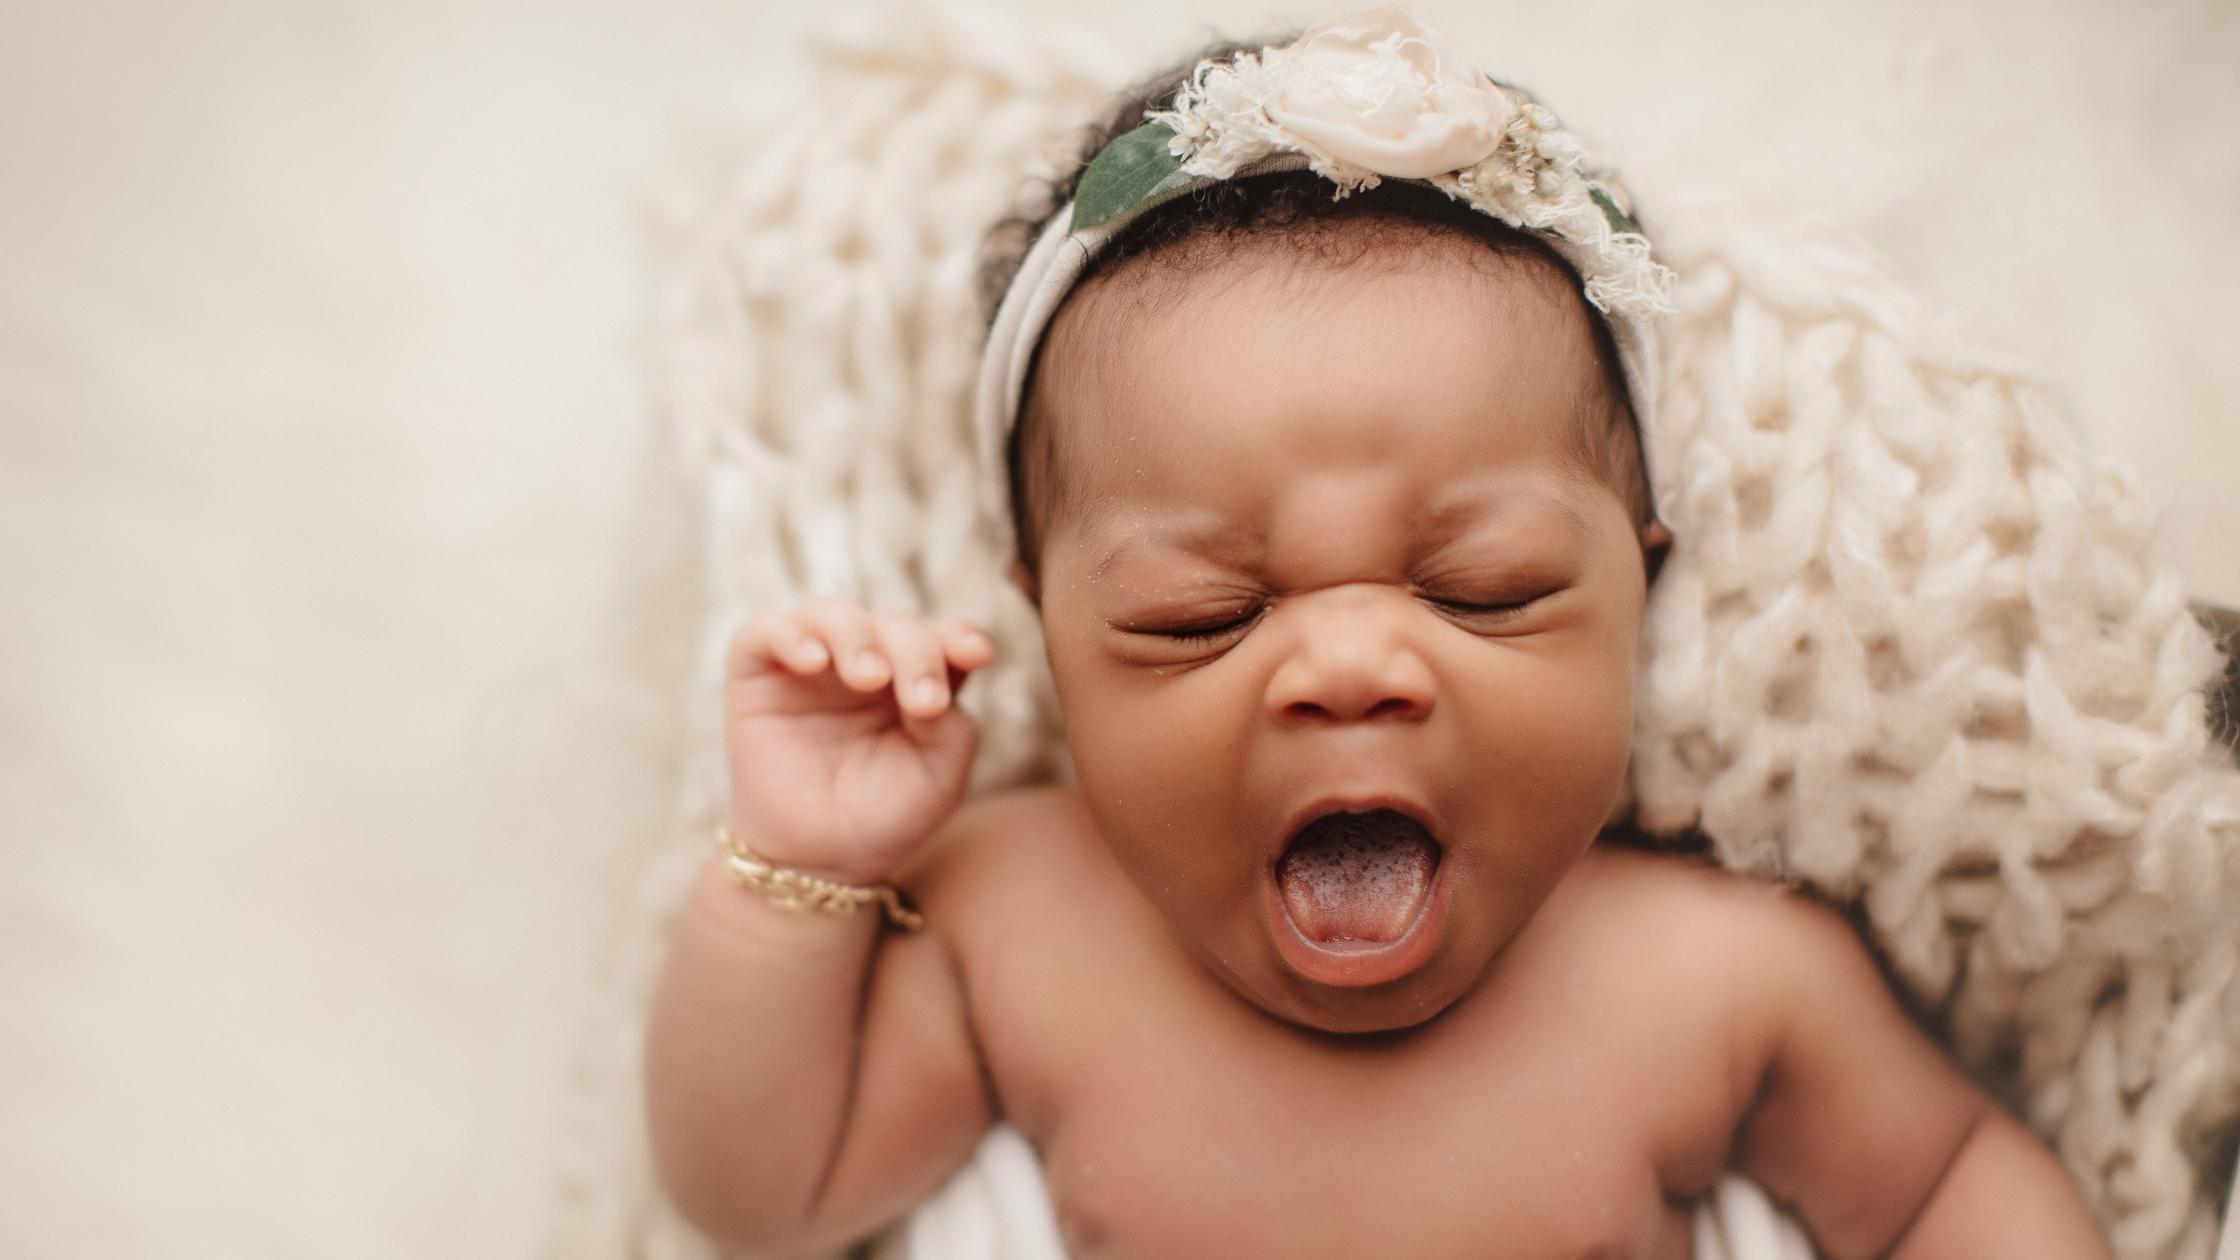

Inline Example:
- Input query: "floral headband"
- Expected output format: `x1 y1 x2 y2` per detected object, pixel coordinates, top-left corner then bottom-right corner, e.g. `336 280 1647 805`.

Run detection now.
974 5 1674 560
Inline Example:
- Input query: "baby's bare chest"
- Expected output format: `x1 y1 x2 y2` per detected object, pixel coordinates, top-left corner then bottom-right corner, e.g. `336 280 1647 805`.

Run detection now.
943 842 1739 1258
1029 1031 1695 1258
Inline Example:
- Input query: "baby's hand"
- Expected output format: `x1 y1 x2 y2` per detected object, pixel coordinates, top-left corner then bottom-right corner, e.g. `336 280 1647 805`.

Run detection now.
722 598 995 884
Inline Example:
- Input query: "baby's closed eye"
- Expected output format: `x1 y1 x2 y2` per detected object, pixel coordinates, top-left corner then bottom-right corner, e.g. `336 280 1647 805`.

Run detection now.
1116 584 1565 642
1426 591 1551 620
1138 607 1261 641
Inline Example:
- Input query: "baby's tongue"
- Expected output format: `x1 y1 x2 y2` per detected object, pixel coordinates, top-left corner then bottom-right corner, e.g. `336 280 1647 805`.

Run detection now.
1276 809 1438 944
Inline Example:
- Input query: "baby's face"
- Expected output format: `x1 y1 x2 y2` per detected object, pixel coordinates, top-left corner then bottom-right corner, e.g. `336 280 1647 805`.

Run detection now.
1017 233 1657 1034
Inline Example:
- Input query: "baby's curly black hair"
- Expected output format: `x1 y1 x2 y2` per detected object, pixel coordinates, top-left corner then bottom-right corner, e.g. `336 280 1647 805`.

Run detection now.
978 39 1652 584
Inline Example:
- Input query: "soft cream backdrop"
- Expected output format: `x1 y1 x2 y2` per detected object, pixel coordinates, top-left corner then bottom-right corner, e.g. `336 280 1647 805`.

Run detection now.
2 2 2232 1257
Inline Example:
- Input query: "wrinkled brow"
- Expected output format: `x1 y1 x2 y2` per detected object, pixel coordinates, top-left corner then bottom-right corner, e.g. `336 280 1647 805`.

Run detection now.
1083 487 1590 584
1087 519 1260 585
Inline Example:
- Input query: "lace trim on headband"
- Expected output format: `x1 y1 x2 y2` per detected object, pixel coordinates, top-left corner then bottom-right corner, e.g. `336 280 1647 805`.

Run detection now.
1069 11 1673 319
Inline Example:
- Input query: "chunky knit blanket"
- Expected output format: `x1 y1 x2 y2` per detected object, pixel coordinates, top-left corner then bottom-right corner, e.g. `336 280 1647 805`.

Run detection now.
542 7 2240 1258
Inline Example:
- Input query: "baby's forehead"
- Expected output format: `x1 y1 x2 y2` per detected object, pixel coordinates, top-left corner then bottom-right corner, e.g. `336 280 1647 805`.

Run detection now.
1047 264 1603 448
1038 245 1591 441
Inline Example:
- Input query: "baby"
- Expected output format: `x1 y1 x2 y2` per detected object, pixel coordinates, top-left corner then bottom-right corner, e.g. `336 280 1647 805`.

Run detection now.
644 11 2112 1258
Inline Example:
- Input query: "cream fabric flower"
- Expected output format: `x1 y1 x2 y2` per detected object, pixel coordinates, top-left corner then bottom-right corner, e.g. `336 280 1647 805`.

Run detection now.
1133 4 1672 317
1257 7 1516 179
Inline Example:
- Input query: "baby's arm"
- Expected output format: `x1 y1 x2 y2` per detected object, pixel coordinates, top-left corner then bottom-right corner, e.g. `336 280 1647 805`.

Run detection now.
643 601 996 1255
1731 894 2110 1259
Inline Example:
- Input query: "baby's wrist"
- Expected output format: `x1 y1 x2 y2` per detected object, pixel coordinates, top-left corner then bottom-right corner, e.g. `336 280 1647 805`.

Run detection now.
710 822 925 931
728 828 899 888
686 847 884 956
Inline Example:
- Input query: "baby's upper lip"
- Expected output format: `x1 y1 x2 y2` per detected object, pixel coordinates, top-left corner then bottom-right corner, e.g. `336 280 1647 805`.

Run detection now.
1278 790 1444 852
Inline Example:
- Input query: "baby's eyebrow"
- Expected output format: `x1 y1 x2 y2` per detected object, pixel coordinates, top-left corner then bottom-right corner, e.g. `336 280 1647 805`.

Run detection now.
1415 485 1591 548
1086 489 1589 585
1087 519 1261 584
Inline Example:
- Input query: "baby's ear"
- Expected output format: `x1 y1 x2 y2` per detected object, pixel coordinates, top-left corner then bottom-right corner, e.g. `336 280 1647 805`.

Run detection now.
1007 559 1042 609
1639 519 1673 587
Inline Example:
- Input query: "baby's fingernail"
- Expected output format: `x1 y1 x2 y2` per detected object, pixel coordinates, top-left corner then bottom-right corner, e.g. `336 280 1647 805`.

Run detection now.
909 678 944 707
796 639 828 666
854 652 887 678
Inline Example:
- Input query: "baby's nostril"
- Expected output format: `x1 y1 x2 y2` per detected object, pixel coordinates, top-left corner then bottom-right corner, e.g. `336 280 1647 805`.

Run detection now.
1281 694 1425 722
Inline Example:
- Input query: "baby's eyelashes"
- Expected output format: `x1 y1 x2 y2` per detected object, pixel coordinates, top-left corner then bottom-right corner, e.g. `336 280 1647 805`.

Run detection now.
1142 608 1262 641
1428 593 1548 621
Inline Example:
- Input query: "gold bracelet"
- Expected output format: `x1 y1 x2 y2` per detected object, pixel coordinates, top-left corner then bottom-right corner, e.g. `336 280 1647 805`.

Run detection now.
714 825 924 931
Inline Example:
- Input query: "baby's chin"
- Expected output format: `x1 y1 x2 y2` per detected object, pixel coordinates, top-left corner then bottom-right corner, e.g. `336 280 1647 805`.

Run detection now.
1197 917 1505 1037
1234 953 1492 1036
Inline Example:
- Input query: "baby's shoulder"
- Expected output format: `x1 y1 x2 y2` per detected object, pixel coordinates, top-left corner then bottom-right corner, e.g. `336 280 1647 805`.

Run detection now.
1555 843 1908 1081
912 781 1091 868
1569 839 1804 914
1557 841 1878 993
899 782 1105 921
1520 845 1910 1197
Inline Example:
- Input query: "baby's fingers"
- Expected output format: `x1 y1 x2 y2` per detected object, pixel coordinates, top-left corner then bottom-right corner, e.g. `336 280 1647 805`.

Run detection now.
793 599 892 691
872 611 954 719
934 618 996 673
726 611 832 679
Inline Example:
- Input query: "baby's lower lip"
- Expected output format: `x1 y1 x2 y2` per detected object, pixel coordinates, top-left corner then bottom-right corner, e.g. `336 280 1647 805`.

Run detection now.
1264 863 1448 989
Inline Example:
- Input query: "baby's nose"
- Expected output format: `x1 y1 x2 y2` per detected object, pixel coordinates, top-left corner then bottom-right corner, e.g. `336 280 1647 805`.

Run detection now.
1262 597 1436 725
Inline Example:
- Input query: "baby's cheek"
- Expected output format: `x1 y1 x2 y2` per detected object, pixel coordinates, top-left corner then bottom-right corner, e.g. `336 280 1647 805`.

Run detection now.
1063 681 1233 832
1472 652 1635 794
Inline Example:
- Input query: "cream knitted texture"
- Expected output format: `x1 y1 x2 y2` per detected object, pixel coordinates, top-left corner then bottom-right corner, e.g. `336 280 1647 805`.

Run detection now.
1634 216 2240 1259
541 8 2240 1259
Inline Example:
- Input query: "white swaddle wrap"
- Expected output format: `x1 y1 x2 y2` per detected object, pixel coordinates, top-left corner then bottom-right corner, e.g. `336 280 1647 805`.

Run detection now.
877 1124 1817 1260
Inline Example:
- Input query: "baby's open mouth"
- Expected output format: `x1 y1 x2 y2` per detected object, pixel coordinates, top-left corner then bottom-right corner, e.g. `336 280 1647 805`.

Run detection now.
1276 808 1443 946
